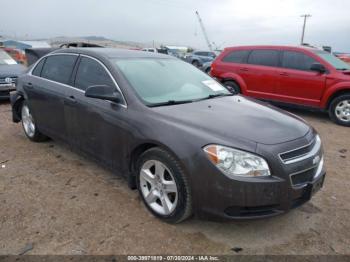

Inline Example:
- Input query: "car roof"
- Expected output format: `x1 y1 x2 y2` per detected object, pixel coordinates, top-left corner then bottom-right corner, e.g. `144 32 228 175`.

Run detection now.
224 45 318 52
51 47 171 59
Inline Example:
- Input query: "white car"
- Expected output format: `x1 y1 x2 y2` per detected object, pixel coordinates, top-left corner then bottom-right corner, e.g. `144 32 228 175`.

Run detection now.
142 48 158 53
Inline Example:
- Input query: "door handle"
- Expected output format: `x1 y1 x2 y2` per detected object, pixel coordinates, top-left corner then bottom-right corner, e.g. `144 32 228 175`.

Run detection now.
66 95 77 104
239 68 249 72
279 72 289 76
24 82 34 89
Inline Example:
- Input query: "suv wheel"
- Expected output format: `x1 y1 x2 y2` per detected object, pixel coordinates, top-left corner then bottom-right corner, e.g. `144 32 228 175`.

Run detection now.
329 94 350 126
223 81 241 94
136 147 192 223
21 101 49 142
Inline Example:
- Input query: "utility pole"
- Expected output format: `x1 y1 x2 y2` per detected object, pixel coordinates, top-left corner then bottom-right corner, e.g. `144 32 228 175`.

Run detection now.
300 14 311 45
195 11 213 51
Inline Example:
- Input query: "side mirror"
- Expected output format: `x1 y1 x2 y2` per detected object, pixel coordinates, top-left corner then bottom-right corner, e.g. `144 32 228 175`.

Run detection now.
310 63 326 73
85 85 122 103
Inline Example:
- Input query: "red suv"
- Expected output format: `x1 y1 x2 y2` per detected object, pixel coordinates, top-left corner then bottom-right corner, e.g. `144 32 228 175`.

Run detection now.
211 45 350 126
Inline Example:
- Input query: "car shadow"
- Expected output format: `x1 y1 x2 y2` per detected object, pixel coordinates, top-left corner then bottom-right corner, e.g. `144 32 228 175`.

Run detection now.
273 105 333 125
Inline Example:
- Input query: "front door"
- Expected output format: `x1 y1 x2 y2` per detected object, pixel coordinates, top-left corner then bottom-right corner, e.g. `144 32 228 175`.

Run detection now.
64 56 128 170
275 50 327 107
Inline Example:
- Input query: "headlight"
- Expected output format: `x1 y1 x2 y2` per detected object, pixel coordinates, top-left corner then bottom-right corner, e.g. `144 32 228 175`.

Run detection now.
203 145 271 178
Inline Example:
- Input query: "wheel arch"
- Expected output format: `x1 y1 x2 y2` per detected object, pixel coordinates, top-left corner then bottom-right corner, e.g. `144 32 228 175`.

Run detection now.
11 93 25 122
219 73 248 94
324 87 350 109
127 141 186 189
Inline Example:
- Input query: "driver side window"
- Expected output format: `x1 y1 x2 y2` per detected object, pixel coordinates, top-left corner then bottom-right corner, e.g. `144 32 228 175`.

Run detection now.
75 57 114 91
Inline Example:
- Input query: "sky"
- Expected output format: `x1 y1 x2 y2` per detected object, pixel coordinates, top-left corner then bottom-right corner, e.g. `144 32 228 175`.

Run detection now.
1 0 349 51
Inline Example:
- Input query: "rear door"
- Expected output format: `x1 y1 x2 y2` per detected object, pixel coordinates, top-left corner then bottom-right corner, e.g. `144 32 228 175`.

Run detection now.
24 54 78 140
243 49 280 98
64 55 128 170
275 50 327 106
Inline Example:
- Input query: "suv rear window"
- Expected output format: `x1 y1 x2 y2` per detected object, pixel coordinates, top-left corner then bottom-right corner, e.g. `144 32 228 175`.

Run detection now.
247 50 279 67
282 51 317 71
41 55 77 84
222 50 249 63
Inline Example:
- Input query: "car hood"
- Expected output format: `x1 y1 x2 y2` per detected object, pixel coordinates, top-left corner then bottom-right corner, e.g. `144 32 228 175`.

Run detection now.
152 96 310 145
0 64 27 78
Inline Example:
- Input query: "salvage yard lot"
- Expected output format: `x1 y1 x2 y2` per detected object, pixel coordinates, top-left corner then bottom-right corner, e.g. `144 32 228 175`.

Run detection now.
0 100 349 255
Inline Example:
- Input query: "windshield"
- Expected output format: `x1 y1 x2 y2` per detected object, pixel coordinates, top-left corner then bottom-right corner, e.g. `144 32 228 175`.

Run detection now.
0 50 17 65
113 58 230 106
313 50 350 70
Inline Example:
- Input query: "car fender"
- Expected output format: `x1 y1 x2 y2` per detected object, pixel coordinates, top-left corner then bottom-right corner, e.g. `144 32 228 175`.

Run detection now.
321 82 350 108
218 72 248 94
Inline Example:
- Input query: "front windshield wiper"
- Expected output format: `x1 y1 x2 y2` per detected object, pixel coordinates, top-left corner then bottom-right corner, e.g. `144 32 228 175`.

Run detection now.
149 93 234 107
195 93 234 101
149 99 195 107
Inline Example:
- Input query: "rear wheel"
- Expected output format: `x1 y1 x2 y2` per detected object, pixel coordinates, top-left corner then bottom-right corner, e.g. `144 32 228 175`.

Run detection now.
329 94 350 126
136 147 192 223
192 60 200 67
21 101 49 142
223 80 241 94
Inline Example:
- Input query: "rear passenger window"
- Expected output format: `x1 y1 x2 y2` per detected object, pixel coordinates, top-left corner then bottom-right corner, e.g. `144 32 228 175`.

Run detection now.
247 50 279 67
41 55 77 84
222 50 249 63
32 58 46 76
282 51 317 71
75 57 114 91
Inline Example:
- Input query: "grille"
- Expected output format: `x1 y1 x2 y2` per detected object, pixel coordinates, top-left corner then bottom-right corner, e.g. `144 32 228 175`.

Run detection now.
279 136 320 164
0 77 17 85
225 205 280 217
290 167 316 186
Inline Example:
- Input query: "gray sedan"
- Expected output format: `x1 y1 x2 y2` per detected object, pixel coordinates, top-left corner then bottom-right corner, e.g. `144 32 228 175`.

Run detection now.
11 48 325 223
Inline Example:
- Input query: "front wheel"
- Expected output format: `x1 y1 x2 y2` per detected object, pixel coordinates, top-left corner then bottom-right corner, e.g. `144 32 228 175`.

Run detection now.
136 147 192 223
21 101 49 142
329 94 350 126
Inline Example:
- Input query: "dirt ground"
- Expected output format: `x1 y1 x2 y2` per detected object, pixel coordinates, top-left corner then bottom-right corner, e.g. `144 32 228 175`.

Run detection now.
0 100 349 255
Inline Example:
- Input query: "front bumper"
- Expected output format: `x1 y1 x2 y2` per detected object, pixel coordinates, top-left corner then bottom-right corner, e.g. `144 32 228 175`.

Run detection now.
191 131 325 221
0 84 16 99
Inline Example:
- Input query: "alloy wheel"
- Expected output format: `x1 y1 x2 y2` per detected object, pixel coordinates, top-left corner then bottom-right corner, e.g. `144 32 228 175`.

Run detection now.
21 104 36 138
139 160 178 215
335 99 350 122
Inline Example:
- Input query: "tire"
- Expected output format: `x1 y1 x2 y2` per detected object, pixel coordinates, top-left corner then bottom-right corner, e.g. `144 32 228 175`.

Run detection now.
192 60 200 67
223 80 241 94
328 94 350 126
21 101 49 142
136 147 192 223
205 67 211 74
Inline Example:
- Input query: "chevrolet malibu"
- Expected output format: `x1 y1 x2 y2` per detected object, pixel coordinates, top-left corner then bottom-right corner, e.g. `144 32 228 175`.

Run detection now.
11 48 326 223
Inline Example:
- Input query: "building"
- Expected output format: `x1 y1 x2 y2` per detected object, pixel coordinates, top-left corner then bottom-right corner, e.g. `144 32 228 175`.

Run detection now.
2 40 51 50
